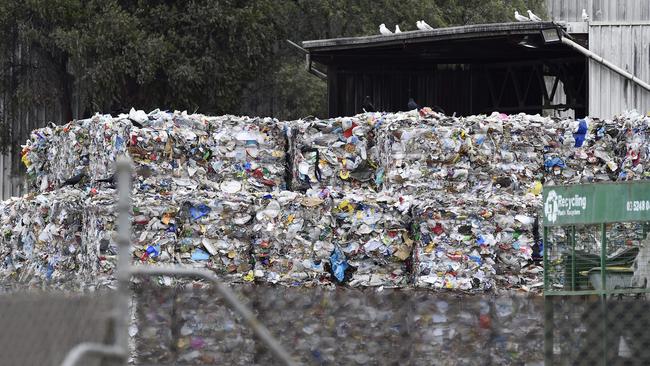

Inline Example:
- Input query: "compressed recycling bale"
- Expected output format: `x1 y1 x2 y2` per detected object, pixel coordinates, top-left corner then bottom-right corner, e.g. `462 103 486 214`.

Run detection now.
374 110 443 194
87 113 130 182
21 120 92 192
204 115 287 191
125 191 254 282
83 193 119 283
412 193 539 291
125 112 287 194
251 190 335 286
290 115 377 192
0 188 93 287
412 196 496 291
330 190 414 287
376 111 544 196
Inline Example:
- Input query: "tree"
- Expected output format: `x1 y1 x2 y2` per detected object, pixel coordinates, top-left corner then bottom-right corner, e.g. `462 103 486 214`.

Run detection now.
437 0 546 25
0 0 286 122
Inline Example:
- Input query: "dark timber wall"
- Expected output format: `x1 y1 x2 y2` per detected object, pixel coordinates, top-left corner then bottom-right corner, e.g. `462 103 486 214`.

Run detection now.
327 60 584 118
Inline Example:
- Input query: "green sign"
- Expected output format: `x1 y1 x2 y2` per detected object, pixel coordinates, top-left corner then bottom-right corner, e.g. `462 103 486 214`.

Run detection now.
543 181 650 226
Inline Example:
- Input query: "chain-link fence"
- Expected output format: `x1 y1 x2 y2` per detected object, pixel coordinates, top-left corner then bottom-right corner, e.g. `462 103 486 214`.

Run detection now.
545 296 650 365
0 291 121 366
4 283 650 365
132 283 545 365
541 220 650 365
545 223 650 293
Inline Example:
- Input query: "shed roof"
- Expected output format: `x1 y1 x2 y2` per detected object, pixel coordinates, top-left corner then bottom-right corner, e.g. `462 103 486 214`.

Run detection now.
303 22 560 50
303 22 585 64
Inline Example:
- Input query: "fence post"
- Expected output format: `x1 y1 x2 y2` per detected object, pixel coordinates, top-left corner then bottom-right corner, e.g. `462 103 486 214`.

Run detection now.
116 155 133 356
600 223 607 365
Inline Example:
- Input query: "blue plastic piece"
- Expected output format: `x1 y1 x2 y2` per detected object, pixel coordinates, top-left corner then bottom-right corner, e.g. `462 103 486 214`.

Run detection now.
329 247 349 283
191 248 210 261
189 204 211 220
574 119 588 147
544 157 566 169
146 244 161 258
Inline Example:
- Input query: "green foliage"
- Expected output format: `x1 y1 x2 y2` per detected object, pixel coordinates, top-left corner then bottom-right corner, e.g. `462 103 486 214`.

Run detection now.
274 60 328 120
437 0 546 25
114 0 284 114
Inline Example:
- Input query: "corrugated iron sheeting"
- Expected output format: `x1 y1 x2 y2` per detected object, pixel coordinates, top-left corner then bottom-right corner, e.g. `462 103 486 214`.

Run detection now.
588 24 650 118
547 0 650 22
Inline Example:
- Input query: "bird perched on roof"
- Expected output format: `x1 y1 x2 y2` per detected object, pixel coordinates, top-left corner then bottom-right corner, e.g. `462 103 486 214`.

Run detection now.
407 98 420 111
514 11 530 22
527 10 542 21
379 23 392 35
581 9 590 22
420 20 434 30
395 25 402 33
61 171 87 187
362 96 376 113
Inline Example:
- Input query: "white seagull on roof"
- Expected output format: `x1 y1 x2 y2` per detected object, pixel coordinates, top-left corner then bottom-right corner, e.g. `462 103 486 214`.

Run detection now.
514 11 530 22
421 20 434 30
379 23 392 35
395 25 402 33
527 10 542 21
582 9 590 21
416 20 425 30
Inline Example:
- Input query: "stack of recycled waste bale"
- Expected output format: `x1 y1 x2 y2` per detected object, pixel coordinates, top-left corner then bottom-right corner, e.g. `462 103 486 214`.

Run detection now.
368 108 650 291
4 108 650 292
12 109 290 287
372 109 545 290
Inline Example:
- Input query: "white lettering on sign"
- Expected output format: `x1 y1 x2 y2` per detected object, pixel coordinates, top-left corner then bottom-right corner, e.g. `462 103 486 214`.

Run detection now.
544 190 588 224
626 200 650 212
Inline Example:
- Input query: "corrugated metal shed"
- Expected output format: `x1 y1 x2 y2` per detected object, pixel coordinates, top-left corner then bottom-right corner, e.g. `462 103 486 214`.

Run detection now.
588 24 650 118
545 0 650 118
547 0 650 22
